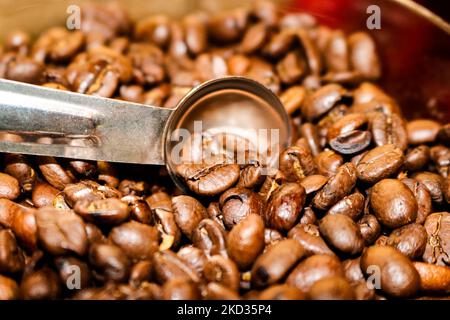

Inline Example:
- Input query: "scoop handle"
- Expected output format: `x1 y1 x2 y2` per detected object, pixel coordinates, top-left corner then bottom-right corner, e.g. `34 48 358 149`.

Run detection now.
0 79 172 165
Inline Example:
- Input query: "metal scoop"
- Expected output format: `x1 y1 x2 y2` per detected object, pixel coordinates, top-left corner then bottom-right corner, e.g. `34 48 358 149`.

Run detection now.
0 77 291 187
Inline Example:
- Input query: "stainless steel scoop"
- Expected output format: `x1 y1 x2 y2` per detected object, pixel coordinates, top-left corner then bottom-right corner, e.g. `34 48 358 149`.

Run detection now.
0 77 291 186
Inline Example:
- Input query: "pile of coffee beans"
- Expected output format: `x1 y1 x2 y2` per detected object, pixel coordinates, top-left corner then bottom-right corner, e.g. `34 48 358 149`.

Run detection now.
0 1 449 300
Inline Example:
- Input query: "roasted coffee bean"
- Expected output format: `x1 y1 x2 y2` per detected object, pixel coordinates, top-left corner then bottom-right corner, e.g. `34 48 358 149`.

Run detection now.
412 172 445 204
237 161 265 189
84 222 106 246
134 14 171 47
299 207 318 225
11 205 38 251
287 254 344 292
162 278 201 300
0 172 20 200
319 214 364 255
299 175 328 195
422 212 449 266
401 178 432 224
262 30 295 58
153 208 182 250
31 181 59 208
109 221 159 262
204 255 240 291
299 123 322 156
35 208 88 256
407 119 441 145
0 229 25 274
0 275 20 300
241 22 268 54
370 111 408 151
172 195 207 240
251 239 305 288
302 84 347 121
265 183 306 231
279 145 316 181
280 86 306 116
356 144 404 183
54 256 92 290
430 145 450 177
405 145 430 172
37 156 74 190
121 195 152 225
4 154 36 192
371 179 417 228
176 163 240 196
329 130 372 155
316 149 343 178
208 9 248 43
276 50 306 84
153 250 200 284
327 192 364 220
227 214 265 270
5 30 30 53
360 246 420 297
413 262 450 293
438 124 450 145
88 243 131 283
288 223 335 257
387 223 427 259
312 162 357 211
357 214 381 246
2 53 44 84
74 198 130 225
348 32 381 79
220 188 264 229
20 268 61 300
97 161 119 188
307 276 355 300
192 219 228 257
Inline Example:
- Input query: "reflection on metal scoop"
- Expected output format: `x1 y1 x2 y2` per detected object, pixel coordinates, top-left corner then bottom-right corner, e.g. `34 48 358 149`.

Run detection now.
0 76 291 186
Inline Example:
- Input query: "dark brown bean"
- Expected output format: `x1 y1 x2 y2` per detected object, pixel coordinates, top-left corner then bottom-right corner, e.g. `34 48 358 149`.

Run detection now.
4 154 36 192
360 246 420 298
307 276 355 300
227 214 265 270
316 149 343 178
407 119 441 145
387 223 427 259
412 172 445 204
279 145 316 181
288 223 335 257
88 243 131 283
405 145 430 172
259 284 305 300
251 239 305 288
74 198 130 225
0 229 25 274
401 178 432 224
287 254 344 292
37 156 74 190
20 268 61 300
220 188 264 229
204 255 240 291
370 112 408 151
192 219 228 257
302 84 347 121
357 214 381 246
265 183 306 231
422 212 449 266
172 195 207 240
153 250 200 284
327 192 364 220
330 130 372 155
0 275 20 300
162 279 200 300
312 162 357 210
0 172 20 200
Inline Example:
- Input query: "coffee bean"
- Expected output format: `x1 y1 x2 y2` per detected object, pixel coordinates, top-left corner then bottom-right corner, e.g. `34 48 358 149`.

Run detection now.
357 214 381 246
37 156 74 190
177 245 207 278
251 239 305 288
208 9 248 43
172 195 207 239
407 119 441 145
262 30 295 58
109 221 159 262
54 256 92 290
4 154 36 192
319 214 365 255
302 84 347 121
20 268 61 300
360 246 420 297
371 179 417 228
357 144 404 183
348 32 381 79
121 195 153 225
405 145 430 172
413 262 450 293
176 163 240 196
412 172 445 204
227 214 265 270
35 208 88 256
241 22 268 54
264 228 284 245
370 112 408 151
387 223 427 259
153 250 200 284
327 191 364 220
280 86 306 115
299 175 328 195
265 183 306 231
330 130 372 155
129 260 153 287
0 172 20 200
204 282 240 300
74 198 130 225
312 162 357 210
88 243 131 283
299 207 318 225
324 30 349 73
287 254 344 292
31 181 59 208
316 149 343 178
276 50 306 84
153 208 182 250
